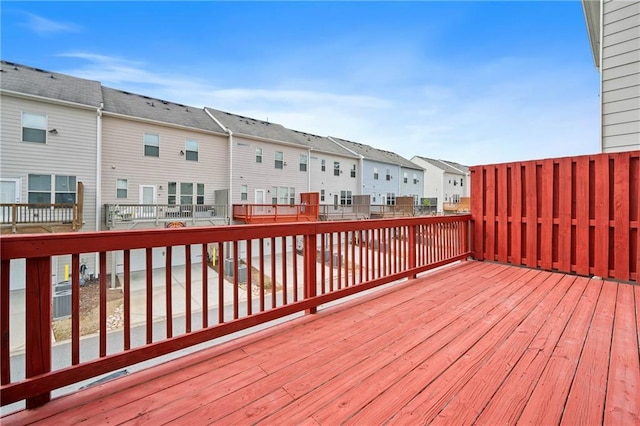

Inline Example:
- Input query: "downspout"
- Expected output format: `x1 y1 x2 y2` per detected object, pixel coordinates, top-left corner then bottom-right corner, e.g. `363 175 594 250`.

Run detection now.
95 102 103 280
205 109 233 223
598 0 604 152
307 147 312 192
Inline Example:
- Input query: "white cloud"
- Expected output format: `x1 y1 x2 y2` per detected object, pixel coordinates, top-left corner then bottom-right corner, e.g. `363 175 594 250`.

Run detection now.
22 13 80 35
59 52 600 167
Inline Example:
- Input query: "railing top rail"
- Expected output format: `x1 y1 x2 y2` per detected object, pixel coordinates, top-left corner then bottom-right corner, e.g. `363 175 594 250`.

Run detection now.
1 215 470 260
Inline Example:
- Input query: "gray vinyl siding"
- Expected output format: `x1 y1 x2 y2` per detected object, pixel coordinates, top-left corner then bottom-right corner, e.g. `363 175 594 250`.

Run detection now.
309 154 359 205
231 135 309 204
361 160 402 204
399 167 425 201
0 94 99 232
101 115 229 226
601 0 640 152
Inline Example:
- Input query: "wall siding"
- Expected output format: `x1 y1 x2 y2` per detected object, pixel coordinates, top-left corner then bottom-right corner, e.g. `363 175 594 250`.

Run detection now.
309 154 359 205
231 135 309 205
601 0 640 153
101 115 229 224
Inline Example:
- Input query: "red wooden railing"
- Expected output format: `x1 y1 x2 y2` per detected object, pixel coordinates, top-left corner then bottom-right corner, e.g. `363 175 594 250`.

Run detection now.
471 151 639 282
0 215 470 408
232 203 319 223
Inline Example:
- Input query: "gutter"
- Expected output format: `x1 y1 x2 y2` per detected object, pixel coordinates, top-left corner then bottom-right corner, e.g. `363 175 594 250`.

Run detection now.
205 109 233 223
327 136 365 196
95 102 103 278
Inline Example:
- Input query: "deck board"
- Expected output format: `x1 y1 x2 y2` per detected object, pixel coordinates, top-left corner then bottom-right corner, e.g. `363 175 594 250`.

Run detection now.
3 261 638 426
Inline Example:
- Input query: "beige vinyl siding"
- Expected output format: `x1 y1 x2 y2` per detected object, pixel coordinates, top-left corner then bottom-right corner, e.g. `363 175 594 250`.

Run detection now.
231 135 309 205
101 115 229 227
0 94 98 232
601 0 640 152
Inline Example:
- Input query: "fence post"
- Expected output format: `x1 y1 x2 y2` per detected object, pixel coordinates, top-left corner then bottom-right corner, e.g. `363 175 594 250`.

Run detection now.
25 257 52 408
304 232 318 314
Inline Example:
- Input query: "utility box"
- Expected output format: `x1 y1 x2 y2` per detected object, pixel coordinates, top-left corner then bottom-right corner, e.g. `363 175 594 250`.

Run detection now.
224 258 247 283
53 289 72 319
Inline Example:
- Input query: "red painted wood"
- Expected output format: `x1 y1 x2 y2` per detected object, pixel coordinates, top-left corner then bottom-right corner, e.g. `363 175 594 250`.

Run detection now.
25 257 51 408
562 279 616 425
246 240 252 316
165 246 173 338
145 248 153 344
574 157 590 276
1 259 10 385
234 240 240 319
594 154 610 278
613 153 630 281
525 162 538 268
71 254 80 365
485 166 496 261
510 164 522 264
99 252 107 356
604 283 640 425
124 249 131 350
304 234 317 315
558 157 572 272
497 163 509 263
470 168 485 260
218 242 225 323
540 159 554 270
185 245 192 332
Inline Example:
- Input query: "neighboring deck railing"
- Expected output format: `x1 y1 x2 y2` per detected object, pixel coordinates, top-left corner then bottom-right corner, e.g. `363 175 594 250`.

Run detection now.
232 203 319 223
471 150 639 283
105 204 227 228
0 215 470 408
0 204 79 233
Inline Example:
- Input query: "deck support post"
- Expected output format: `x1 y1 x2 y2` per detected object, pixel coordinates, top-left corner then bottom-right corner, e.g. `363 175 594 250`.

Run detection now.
25 257 52 408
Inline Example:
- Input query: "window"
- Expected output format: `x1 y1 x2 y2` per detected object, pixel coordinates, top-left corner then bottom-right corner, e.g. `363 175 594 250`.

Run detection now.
168 182 177 204
197 183 204 204
271 187 278 204
55 176 76 203
144 133 160 157
28 174 51 203
185 139 198 161
334 162 340 176
386 169 391 181
289 187 296 205
350 164 356 178
272 187 295 204
256 148 263 163
320 189 325 202
240 185 248 201
278 187 288 204
386 193 396 205
461 178 464 187
22 112 47 143
321 159 326 172
180 183 193 204
28 174 76 204
340 190 353 205
413 174 419 184
453 194 461 203
275 151 284 169
299 155 307 172
373 168 379 180
403 172 408 184
116 179 128 199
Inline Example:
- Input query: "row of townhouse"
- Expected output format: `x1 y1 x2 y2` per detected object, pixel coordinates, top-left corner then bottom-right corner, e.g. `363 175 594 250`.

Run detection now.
0 60 468 287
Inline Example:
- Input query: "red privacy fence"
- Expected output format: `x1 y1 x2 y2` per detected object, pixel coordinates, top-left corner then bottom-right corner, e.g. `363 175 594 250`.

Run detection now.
471 151 639 283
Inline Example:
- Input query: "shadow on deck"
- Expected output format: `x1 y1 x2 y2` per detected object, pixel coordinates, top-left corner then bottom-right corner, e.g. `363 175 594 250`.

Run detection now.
3 261 639 425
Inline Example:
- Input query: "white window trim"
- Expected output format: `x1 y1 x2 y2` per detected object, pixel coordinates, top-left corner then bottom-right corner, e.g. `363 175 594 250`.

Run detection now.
21 111 48 144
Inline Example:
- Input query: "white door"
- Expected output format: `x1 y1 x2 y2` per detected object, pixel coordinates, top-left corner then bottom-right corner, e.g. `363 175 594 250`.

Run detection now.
0 179 20 222
139 185 156 217
255 189 265 214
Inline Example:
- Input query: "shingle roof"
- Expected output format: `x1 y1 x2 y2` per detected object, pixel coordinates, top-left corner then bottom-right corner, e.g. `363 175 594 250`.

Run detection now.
330 137 417 168
413 156 469 175
102 87 223 132
0 60 102 107
205 107 306 147
285 129 359 158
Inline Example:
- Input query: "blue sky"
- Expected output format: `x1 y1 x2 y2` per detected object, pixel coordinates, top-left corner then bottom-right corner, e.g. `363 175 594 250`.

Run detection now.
2 1 600 166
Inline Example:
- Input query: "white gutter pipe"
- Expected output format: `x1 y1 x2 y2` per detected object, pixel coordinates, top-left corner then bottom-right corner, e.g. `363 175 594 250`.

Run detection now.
95 103 103 280
205 109 233 222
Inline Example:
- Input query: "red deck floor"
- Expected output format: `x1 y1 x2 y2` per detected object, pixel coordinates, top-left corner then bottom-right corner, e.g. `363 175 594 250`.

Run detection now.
3 261 639 425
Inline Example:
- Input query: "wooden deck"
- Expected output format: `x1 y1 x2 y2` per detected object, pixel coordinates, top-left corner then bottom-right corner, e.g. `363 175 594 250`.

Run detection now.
3 261 639 425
